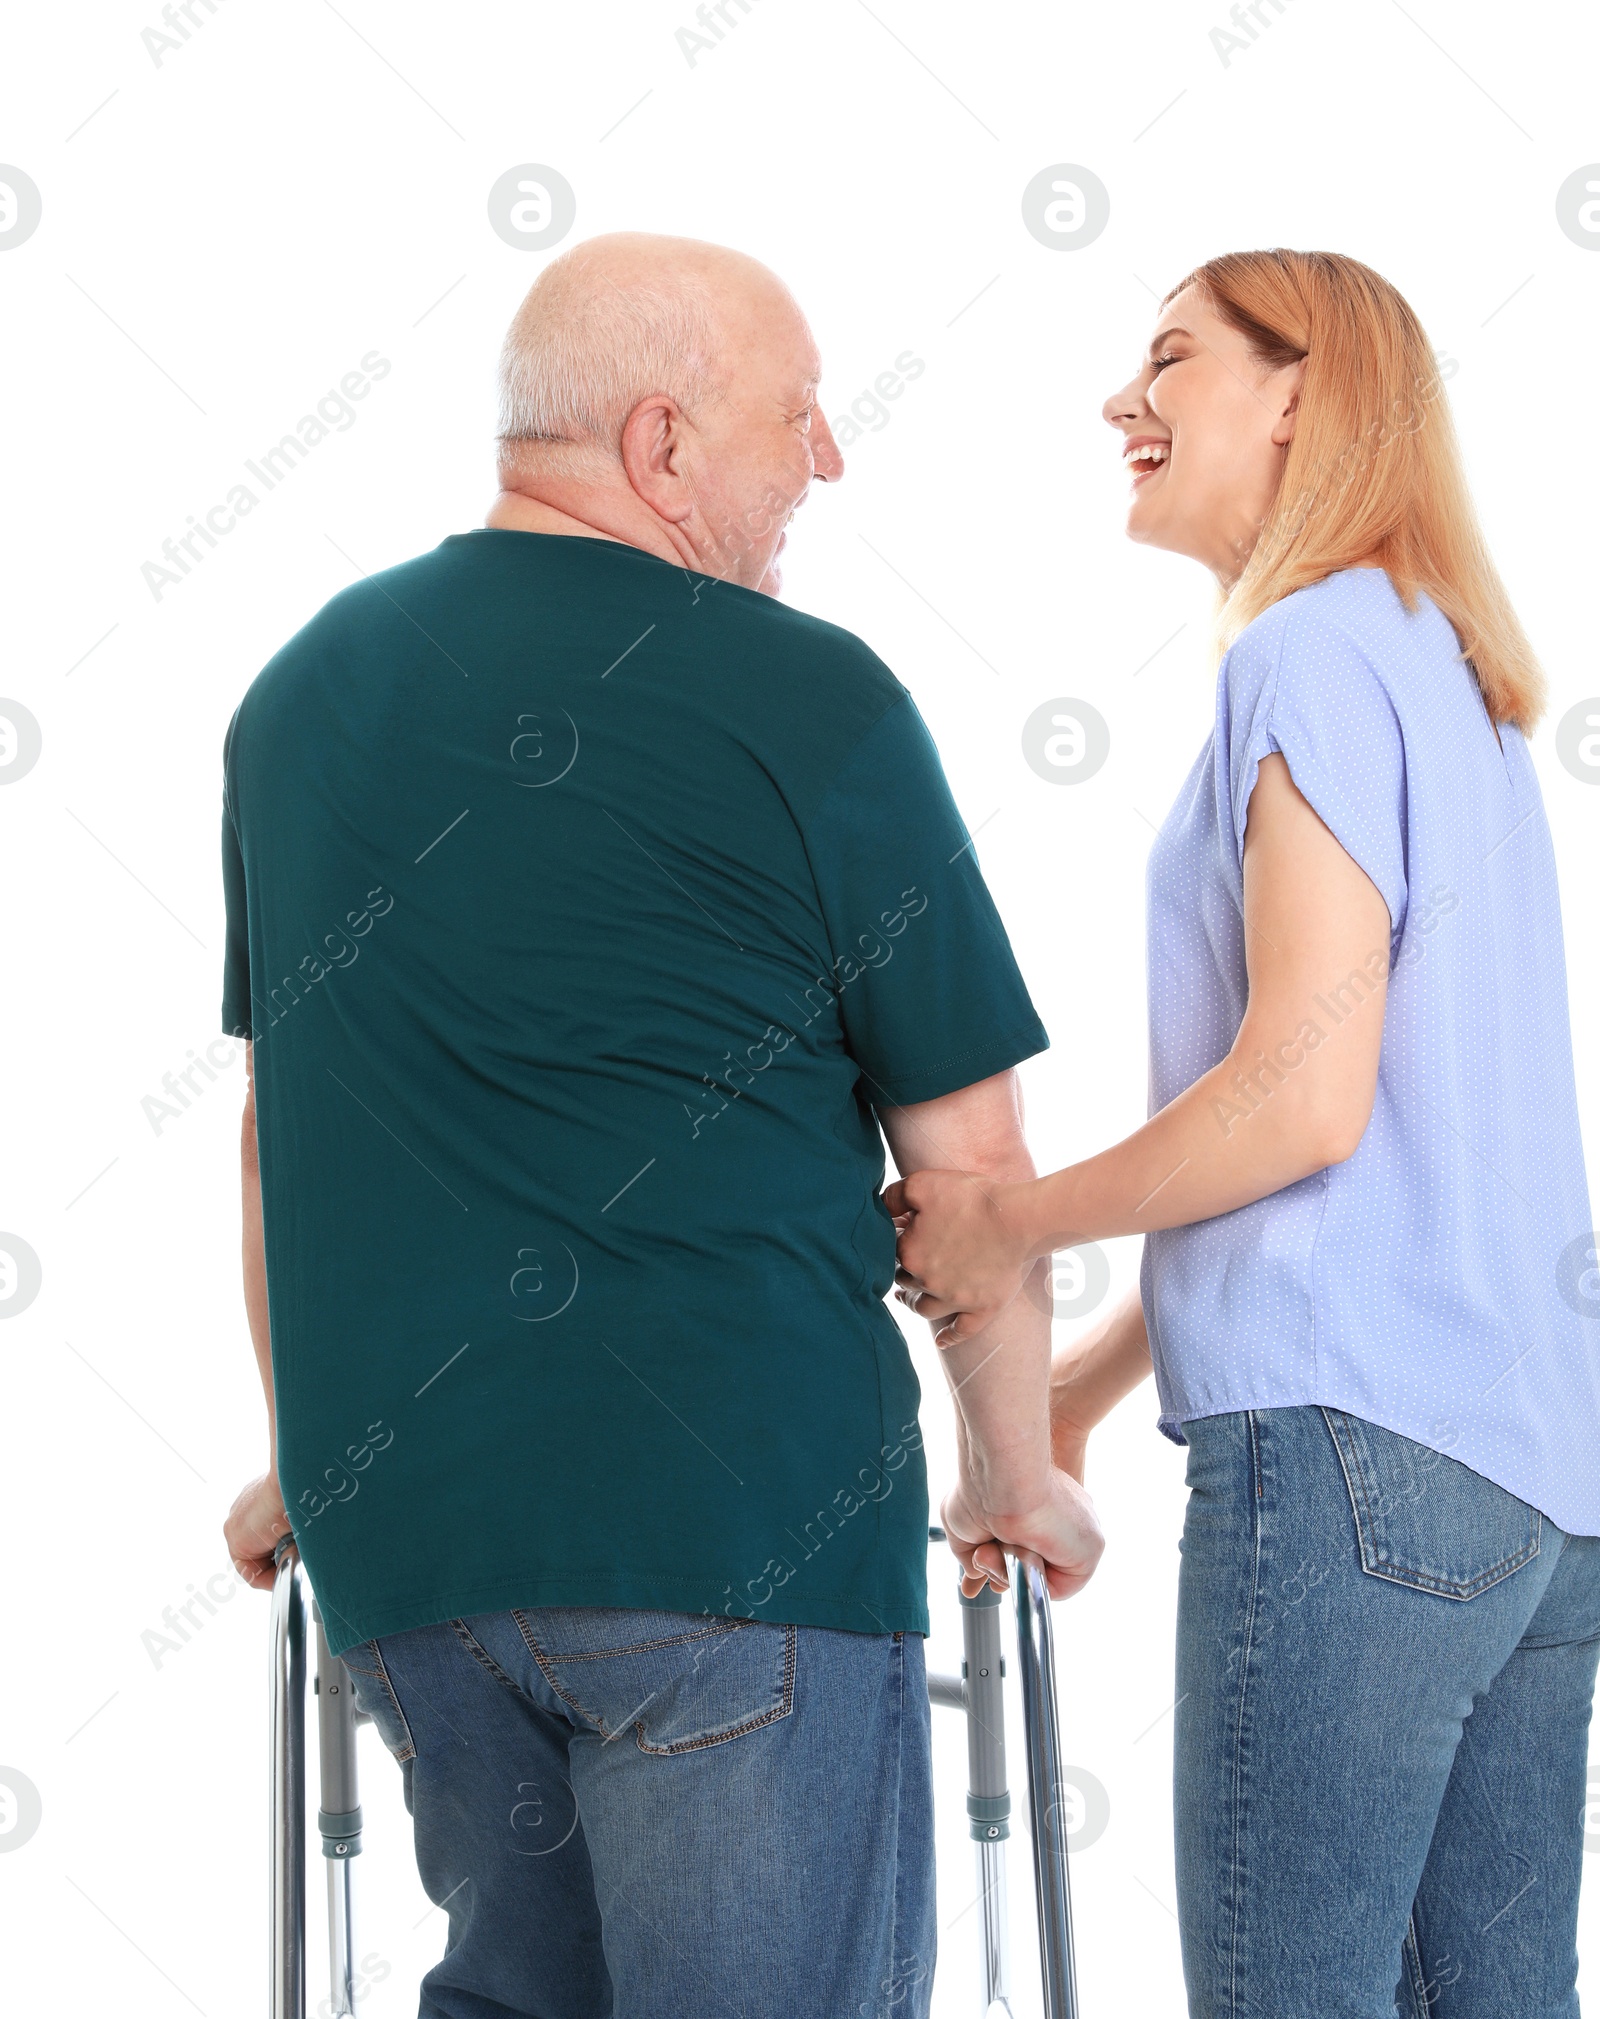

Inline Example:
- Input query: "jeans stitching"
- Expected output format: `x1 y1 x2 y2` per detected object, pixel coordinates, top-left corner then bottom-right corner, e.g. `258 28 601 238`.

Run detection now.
512 1626 599 1731
342 1639 416 1763
634 1622 798 1755
1354 1538 1541 1602
884 1630 905 2019
449 1618 537 1702
508 1609 797 1753
1321 1408 1542 1600
512 1614 751 1663
1324 1408 1382 1557
1228 1412 1265 2016
1401 1909 1430 2013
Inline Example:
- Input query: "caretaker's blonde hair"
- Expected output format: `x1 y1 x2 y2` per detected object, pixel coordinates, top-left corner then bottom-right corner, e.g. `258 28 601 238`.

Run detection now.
1167 249 1545 732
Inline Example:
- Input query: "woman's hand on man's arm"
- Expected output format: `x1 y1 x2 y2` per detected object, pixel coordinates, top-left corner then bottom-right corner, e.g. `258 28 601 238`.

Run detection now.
891 753 1394 1332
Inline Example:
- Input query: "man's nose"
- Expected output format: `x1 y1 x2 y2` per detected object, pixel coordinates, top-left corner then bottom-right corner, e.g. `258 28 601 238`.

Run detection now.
810 409 845 483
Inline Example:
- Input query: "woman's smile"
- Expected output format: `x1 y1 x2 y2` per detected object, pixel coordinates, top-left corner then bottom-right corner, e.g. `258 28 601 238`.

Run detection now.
1123 435 1172 487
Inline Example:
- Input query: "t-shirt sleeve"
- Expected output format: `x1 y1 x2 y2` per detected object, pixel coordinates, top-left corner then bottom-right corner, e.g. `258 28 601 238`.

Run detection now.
221 710 254 1040
1221 598 1409 936
801 692 1049 1108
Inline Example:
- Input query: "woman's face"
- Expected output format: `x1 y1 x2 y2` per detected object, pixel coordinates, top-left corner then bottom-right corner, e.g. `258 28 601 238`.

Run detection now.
1102 285 1305 587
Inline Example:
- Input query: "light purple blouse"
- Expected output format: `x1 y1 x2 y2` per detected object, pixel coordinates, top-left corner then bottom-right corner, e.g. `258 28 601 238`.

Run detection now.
1142 567 1600 1535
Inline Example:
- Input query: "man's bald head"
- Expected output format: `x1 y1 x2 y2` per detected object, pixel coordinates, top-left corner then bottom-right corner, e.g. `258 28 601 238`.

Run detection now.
489 232 843 596
497 234 791 475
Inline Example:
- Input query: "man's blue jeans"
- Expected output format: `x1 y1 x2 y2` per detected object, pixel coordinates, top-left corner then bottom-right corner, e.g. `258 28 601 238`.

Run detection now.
343 1607 934 2018
1175 1405 1600 2017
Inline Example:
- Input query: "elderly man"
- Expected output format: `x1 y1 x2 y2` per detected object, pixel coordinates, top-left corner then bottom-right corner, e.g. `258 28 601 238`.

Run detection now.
221 234 1099 2019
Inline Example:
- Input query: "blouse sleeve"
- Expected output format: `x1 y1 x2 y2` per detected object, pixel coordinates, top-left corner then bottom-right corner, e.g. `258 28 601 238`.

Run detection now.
1218 595 1409 938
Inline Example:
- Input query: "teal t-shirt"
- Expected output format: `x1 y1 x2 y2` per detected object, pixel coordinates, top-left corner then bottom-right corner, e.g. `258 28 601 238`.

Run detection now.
222 530 1047 1656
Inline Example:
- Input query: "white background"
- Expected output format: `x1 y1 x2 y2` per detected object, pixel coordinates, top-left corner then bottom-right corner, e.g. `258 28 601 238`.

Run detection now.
3 1 1598 2012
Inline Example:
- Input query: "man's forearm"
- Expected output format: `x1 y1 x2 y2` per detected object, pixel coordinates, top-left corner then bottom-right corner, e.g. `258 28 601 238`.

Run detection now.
241 1052 276 1469
937 1257 1054 1516
878 1071 1058 1514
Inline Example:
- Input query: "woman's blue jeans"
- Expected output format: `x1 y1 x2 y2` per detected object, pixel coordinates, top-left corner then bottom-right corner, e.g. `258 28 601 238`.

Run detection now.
343 1606 934 2018
1175 1405 1600 2017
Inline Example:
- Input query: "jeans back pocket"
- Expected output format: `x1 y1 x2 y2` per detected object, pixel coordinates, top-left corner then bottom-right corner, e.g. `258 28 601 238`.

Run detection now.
1322 1408 1541 1600
341 1638 417 1762
513 1607 797 1755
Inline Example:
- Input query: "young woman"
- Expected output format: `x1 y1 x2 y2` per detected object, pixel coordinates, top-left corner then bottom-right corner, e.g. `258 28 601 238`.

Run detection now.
889 250 1600 2017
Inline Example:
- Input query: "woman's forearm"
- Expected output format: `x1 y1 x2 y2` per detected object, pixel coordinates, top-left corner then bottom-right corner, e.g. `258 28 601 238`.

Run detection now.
1050 1287 1153 1433
1014 1008 1369 1257
1010 754 1394 1260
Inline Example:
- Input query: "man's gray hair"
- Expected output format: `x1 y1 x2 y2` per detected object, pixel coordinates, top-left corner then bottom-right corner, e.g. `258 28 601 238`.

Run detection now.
496 250 720 468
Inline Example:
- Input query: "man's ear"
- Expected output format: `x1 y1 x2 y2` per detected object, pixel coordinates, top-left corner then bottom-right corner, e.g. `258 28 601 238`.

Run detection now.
619 396 694 523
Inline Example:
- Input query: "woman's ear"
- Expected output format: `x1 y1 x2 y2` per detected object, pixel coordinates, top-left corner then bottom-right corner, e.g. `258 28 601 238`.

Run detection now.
1271 359 1307 448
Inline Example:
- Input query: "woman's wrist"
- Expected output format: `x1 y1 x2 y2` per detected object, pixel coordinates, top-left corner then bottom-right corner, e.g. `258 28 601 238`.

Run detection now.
1048 1353 1105 1439
1010 1165 1089 1264
1049 1288 1153 1436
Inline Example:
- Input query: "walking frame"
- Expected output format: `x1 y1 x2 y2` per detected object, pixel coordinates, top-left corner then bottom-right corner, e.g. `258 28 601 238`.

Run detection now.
269 1528 1080 2017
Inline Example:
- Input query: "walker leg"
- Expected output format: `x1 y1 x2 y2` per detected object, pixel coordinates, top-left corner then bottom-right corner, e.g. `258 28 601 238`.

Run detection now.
327 1861 356 2018
313 1607 363 2018
270 1547 308 2019
1014 1561 1080 2019
958 1583 1014 2015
